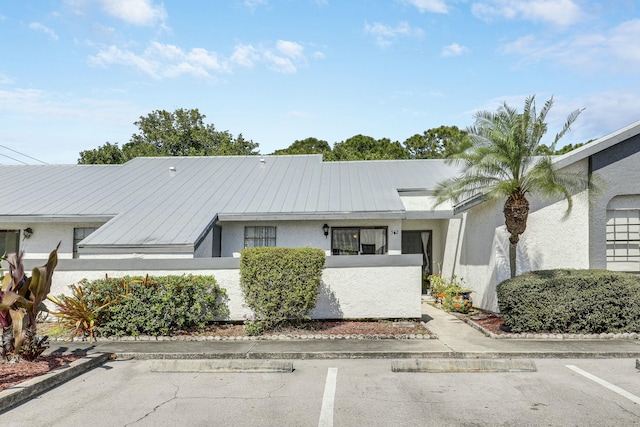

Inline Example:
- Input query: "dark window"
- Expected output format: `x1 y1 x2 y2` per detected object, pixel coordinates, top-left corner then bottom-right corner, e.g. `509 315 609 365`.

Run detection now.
244 226 276 248
0 230 20 256
331 227 387 255
73 227 97 259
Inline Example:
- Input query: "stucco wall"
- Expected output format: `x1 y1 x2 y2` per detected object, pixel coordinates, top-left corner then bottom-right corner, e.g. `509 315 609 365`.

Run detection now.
589 135 640 270
38 255 422 320
441 159 591 313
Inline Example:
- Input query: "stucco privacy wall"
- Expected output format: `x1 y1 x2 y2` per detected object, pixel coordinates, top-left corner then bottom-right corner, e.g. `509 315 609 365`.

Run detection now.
440 159 591 313
30 255 422 321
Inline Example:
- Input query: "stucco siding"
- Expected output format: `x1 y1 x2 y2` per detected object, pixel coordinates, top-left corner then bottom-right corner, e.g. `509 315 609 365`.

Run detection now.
218 219 404 257
589 136 640 270
1 222 105 259
441 159 592 313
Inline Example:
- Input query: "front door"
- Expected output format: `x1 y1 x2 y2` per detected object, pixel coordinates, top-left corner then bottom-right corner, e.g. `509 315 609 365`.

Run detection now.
402 230 432 293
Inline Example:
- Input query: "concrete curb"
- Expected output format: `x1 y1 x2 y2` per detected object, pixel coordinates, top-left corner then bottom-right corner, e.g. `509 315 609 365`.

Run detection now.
150 359 294 373
391 359 538 373
0 353 111 414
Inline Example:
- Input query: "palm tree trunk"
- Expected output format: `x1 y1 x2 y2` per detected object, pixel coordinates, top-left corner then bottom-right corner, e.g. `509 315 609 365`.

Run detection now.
504 192 529 278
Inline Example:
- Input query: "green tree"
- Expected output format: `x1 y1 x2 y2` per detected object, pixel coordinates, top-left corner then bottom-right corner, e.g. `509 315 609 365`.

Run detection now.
78 142 127 164
328 135 409 161
272 137 332 156
404 125 471 159
434 95 597 278
78 108 259 164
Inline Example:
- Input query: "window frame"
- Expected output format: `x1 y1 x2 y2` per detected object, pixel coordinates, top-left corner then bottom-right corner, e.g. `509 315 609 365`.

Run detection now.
244 226 277 248
331 226 388 255
0 230 20 256
606 209 640 270
73 227 98 259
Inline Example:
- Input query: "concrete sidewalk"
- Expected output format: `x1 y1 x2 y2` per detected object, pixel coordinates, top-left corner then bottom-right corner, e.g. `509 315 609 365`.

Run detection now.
2 300 640 413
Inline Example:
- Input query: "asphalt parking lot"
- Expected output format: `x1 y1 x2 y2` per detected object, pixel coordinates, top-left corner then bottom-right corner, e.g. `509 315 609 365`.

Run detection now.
2 358 639 426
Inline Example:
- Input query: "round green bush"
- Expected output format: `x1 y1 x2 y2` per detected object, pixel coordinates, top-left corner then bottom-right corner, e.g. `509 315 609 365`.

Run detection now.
497 269 640 334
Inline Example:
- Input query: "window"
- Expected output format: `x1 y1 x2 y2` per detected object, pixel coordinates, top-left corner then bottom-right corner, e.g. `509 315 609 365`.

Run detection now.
332 227 387 255
606 210 640 270
244 226 276 248
73 227 97 259
0 230 19 255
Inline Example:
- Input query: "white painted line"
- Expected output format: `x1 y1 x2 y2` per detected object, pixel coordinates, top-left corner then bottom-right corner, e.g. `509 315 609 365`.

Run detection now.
566 365 640 405
318 367 338 427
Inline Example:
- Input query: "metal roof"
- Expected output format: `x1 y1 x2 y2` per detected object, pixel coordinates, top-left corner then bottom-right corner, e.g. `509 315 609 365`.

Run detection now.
0 155 461 251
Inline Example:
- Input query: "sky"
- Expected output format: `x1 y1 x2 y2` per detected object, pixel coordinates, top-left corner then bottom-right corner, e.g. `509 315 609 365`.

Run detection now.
1 0 640 165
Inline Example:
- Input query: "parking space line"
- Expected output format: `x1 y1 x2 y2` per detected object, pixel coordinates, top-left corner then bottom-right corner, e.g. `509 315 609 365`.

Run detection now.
565 365 640 405
318 367 338 427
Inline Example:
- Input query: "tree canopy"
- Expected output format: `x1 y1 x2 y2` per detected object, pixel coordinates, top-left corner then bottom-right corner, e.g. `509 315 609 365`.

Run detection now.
78 108 591 165
78 108 259 164
404 125 471 159
271 137 331 156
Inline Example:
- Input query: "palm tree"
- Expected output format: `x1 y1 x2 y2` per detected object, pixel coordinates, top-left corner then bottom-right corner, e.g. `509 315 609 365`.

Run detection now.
435 95 597 278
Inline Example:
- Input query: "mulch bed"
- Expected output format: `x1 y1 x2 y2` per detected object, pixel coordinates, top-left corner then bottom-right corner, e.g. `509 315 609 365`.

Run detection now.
0 354 85 392
465 312 511 335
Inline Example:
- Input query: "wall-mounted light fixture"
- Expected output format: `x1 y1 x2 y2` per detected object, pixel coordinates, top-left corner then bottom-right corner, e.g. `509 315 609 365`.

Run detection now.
23 227 33 239
322 224 329 238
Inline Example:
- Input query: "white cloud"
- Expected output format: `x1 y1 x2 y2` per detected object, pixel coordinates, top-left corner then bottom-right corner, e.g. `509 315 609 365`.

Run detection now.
99 0 167 26
502 18 640 72
90 39 311 77
0 74 14 85
276 40 304 59
442 43 469 56
364 21 424 48
29 22 59 40
402 0 449 14
563 91 640 145
243 0 268 10
230 44 259 68
471 0 583 27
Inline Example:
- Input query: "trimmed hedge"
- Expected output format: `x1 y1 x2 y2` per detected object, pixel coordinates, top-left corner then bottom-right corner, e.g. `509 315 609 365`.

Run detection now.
79 274 228 336
240 247 325 335
497 269 640 334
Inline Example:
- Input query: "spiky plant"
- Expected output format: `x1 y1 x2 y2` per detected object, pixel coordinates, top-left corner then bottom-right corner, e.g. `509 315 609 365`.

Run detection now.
435 95 598 278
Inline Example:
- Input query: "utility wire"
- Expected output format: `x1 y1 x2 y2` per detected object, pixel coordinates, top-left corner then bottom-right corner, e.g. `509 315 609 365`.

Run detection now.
0 144 49 165
0 152 29 164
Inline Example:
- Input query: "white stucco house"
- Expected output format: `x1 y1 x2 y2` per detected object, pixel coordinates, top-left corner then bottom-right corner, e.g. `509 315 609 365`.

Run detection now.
1 119 639 317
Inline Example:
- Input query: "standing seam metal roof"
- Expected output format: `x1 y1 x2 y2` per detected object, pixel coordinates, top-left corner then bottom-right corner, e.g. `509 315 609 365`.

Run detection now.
0 155 461 249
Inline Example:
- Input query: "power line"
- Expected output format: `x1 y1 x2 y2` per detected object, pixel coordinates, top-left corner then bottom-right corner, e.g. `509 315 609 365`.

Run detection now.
0 152 29 165
0 144 49 165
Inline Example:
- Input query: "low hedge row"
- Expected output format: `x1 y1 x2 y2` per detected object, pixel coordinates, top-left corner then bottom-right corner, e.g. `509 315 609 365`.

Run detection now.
497 269 640 334
79 274 228 337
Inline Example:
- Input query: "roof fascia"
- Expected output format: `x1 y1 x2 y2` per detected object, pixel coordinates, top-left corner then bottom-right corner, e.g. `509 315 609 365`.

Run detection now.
217 211 406 221
553 119 640 170
0 215 115 223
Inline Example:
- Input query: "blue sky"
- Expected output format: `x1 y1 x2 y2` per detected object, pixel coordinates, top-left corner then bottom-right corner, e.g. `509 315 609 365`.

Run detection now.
1 0 639 164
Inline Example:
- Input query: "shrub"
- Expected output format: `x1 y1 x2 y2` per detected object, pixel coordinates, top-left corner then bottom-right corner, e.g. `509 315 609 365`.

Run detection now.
48 282 128 342
497 269 640 334
240 247 325 335
68 274 228 337
428 274 473 313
